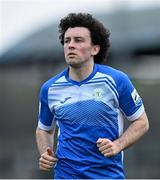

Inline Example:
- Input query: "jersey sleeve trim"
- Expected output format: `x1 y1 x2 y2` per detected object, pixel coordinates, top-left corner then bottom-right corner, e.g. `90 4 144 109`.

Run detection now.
38 119 55 131
127 104 144 121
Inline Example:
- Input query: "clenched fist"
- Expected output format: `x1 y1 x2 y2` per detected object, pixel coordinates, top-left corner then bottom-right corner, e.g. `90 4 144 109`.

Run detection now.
39 147 58 171
96 138 121 157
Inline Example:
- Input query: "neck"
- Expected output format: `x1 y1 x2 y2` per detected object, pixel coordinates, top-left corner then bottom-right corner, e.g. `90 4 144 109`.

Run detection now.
69 61 94 82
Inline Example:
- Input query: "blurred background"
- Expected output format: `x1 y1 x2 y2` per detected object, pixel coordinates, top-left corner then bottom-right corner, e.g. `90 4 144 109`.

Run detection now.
0 0 160 178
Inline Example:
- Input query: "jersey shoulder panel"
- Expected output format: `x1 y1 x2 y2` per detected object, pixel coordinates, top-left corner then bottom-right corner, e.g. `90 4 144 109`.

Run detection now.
40 69 67 100
97 64 134 93
41 69 67 89
96 64 129 85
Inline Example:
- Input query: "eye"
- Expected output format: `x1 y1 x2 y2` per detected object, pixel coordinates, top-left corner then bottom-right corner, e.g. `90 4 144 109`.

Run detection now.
75 38 83 43
64 39 70 44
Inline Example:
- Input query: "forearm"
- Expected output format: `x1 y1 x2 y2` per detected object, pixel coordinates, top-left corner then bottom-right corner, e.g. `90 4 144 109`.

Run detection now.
36 127 55 155
115 111 149 152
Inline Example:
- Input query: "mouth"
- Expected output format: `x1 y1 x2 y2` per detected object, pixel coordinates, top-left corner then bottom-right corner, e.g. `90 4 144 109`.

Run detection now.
68 52 77 56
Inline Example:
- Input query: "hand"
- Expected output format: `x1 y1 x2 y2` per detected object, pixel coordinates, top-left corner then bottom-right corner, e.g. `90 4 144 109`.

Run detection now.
96 138 121 157
39 147 58 171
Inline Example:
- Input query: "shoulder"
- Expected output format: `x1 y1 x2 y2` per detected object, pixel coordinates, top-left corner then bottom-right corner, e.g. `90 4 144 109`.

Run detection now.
96 64 130 85
40 69 66 95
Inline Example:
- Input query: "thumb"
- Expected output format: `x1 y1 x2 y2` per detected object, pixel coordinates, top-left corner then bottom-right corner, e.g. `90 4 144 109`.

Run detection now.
47 147 54 156
96 138 103 144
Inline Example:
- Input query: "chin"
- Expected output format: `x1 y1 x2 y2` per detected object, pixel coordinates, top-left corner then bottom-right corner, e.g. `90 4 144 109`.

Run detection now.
67 61 82 68
66 58 80 66
68 63 81 68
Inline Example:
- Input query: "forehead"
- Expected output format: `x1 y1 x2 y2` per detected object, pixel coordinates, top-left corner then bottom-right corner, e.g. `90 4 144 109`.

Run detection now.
64 27 91 38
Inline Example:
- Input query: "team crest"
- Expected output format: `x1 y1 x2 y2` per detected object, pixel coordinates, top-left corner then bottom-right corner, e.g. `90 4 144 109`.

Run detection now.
93 88 104 101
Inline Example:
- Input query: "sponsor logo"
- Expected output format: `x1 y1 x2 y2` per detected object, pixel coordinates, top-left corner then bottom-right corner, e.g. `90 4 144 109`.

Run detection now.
131 89 141 105
60 97 72 104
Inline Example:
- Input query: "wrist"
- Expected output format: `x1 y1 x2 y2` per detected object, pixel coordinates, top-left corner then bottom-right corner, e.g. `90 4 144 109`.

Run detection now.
114 138 124 153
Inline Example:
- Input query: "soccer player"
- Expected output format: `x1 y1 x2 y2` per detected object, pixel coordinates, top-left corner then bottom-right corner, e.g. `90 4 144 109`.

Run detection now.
36 13 149 179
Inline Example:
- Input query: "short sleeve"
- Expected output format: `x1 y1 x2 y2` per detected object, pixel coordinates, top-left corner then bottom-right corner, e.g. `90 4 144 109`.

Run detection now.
38 83 55 131
118 73 144 121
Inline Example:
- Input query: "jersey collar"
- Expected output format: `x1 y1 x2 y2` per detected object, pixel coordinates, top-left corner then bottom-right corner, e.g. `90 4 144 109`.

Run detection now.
65 64 98 86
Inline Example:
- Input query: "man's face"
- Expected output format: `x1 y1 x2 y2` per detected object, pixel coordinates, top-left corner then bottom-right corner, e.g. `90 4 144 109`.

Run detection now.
64 27 99 67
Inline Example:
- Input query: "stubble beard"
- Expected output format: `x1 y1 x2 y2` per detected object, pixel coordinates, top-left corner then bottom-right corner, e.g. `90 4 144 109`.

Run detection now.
66 58 85 69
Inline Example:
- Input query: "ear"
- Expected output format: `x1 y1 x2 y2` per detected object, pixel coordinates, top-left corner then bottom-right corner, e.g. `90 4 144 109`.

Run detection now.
91 45 100 56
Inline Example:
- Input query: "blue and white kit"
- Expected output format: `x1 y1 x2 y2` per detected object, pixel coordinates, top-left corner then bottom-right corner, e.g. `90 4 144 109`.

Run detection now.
38 64 144 179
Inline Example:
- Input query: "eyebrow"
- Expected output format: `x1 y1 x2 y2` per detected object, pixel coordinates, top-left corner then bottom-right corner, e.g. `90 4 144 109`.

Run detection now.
64 36 84 39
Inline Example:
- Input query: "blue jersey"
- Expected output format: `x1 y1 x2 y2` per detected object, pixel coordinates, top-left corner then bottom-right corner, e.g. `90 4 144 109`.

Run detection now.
38 64 144 179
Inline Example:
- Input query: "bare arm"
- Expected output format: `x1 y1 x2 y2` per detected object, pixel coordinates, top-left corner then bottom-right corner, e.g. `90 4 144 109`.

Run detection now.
36 127 58 171
97 111 149 157
36 127 55 155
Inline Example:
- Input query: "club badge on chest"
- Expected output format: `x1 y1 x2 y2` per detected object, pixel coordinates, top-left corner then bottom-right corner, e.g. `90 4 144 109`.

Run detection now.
93 88 104 101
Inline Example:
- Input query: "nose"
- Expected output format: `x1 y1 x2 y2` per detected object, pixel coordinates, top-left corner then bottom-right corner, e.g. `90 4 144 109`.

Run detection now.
68 40 75 49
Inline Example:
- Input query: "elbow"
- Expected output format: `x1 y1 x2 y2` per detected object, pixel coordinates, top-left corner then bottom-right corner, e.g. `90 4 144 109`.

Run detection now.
143 118 149 134
140 111 149 134
36 127 41 136
145 120 149 133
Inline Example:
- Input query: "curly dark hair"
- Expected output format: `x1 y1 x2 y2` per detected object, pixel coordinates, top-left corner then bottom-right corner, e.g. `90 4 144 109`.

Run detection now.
58 13 110 64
